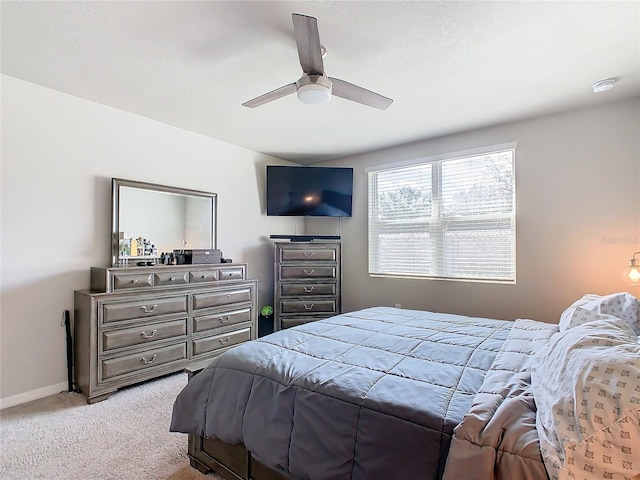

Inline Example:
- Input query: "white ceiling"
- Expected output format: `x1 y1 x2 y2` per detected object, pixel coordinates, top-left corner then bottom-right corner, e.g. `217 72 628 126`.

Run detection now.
2 1 639 164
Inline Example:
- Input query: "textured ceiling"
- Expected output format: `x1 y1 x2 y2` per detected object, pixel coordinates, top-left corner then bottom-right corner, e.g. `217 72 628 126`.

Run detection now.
2 1 639 163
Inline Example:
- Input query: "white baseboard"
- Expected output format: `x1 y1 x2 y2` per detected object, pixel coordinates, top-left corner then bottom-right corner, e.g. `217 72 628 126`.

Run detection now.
0 381 68 410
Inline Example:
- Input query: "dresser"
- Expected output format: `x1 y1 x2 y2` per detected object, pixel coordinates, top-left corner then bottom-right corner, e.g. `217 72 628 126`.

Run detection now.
274 241 341 330
74 263 257 403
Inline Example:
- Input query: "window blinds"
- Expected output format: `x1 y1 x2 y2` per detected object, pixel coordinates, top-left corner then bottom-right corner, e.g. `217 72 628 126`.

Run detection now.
368 146 515 283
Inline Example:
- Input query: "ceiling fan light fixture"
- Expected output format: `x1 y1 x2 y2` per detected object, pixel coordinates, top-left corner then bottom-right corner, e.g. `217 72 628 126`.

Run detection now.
296 75 332 104
297 83 332 104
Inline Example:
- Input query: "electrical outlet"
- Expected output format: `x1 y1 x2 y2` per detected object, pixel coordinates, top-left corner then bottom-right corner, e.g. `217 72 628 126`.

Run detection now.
394 303 402 309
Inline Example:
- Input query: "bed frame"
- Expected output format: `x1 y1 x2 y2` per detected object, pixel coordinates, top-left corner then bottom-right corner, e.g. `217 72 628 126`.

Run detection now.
187 434 290 480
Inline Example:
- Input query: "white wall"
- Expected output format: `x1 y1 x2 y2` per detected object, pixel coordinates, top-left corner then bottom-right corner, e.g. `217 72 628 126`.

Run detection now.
309 97 640 323
0 75 297 406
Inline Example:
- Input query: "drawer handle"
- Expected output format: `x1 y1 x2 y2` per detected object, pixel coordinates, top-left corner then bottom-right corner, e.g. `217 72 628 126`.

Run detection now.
140 329 157 339
303 252 315 257
201 274 208 279
304 303 315 310
130 279 138 284
219 337 230 345
219 316 230 324
140 305 158 313
141 355 157 365
303 269 315 275
169 276 176 281
303 286 314 293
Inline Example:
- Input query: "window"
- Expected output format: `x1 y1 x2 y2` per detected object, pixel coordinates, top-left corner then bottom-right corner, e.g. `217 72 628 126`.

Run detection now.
367 144 516 283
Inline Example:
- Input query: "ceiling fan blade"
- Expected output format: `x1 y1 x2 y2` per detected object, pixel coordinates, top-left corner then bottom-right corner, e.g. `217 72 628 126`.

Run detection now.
242 83 297 108
329 77 393 110
292 13 325 76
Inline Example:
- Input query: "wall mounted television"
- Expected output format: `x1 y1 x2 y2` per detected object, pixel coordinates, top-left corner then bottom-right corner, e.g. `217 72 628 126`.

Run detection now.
266 165 354 217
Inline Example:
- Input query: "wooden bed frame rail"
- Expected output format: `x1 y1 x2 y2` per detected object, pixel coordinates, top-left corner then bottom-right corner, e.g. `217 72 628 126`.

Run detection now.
188 434 290 480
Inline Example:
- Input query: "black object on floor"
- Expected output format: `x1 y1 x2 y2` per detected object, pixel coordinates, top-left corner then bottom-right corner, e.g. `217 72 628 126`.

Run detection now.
258 314 274 337
64 310 73 392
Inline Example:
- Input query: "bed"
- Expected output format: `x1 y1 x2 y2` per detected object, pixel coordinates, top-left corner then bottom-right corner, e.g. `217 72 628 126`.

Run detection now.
170 293 640 480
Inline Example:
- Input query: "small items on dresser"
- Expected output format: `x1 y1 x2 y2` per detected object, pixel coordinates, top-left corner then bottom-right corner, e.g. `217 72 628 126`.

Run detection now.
118 232 159 266
121 237 224 267
171 249 223 265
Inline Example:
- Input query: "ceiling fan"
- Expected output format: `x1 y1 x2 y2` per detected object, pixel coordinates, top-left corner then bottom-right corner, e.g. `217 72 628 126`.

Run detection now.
242 13 393 110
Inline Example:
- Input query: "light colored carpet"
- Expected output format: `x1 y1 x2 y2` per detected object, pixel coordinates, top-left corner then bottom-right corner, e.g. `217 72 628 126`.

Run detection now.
0 373 222 480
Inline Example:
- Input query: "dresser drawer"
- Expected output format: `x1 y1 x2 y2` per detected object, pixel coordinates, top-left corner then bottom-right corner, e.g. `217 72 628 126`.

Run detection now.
279 266 336 280
101 319 187 352
154 271 189 287
100 343 186 381
192 328 251 357
218 268 244 281
192 288 252 311
280 316 329 329
279 247 337 262
280 299 337 314
280 283 336 297
193 308 251 334
189 269 219 283
112 273 153 290
102 296 188 324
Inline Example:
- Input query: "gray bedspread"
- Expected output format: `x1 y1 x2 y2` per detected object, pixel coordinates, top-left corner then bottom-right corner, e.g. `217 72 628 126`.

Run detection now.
443 319 558 480
171 307 530 479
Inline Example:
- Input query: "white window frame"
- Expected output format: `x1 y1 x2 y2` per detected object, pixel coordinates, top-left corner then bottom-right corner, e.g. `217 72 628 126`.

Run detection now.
367 143 516 284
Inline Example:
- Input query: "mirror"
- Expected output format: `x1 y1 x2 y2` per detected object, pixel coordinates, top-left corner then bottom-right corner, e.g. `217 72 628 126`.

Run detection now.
111 178 217 267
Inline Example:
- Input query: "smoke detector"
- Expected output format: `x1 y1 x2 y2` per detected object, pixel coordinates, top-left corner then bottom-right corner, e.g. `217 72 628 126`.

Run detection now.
592 78 616 93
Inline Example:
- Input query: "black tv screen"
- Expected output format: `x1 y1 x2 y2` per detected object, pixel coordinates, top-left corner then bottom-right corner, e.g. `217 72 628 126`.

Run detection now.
266 165 354 217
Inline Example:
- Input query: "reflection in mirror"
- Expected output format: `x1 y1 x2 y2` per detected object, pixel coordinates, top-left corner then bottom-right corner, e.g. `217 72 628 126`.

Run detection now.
112 178 217 267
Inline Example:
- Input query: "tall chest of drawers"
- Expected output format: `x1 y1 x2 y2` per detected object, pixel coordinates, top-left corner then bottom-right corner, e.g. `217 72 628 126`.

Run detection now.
74 263 257 403
274 241 341 330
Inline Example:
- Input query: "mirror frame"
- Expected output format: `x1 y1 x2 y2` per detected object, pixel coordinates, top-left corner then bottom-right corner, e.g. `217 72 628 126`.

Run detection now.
111 178 218 267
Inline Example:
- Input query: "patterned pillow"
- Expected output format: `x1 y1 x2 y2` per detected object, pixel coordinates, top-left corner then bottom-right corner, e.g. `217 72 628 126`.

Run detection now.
559 292 640 334
564 308 620 330
532 317 640 480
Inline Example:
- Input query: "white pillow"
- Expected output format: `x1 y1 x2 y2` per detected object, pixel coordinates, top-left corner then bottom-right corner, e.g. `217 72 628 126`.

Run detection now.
532 318 640 480
559 292 640 334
